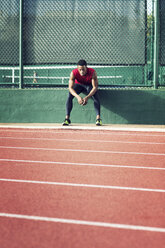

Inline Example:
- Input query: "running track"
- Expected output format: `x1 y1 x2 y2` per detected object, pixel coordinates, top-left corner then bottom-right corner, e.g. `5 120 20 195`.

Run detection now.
0 126 165 248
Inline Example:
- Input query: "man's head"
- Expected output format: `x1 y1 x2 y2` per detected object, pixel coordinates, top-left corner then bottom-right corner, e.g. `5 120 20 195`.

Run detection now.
77 60 87 76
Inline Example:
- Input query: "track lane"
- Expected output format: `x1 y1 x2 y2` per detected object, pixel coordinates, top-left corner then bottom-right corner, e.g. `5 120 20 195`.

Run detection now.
0 181 164 228
0 127 165 248
0 138 165 153
0 163 164 189
0 217 164 248
0 148 164 167
0 129 165 144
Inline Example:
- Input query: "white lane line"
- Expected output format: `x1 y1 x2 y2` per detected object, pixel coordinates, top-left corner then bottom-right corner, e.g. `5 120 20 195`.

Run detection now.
0 213 165 233
0 136 164 145
0 178 165 193
0 146 165 156
0 158 165 171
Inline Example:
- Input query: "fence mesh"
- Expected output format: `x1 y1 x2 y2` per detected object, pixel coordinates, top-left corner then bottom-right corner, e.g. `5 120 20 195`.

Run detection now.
23 0 146 65
0 0 164 88
160 0 165 65
0 0 19 65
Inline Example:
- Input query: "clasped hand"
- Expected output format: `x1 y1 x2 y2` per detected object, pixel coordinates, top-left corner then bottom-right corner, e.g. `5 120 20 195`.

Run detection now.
77 96 88 105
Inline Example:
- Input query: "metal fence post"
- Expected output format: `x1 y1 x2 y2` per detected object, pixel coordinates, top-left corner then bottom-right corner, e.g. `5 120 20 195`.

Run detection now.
19 0 23 89
153 0 159 89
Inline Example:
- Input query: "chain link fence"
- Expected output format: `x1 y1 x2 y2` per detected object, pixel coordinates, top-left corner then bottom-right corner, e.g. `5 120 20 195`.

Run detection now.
0 0 164 88
23 0 146 65
159 0 165 86
0 0 19 65
160 0 165 64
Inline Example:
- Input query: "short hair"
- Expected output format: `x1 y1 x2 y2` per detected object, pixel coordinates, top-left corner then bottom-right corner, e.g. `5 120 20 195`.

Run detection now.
77 60 87 66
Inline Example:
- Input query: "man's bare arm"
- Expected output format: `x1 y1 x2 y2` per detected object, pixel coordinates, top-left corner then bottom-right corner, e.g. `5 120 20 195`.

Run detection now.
69 71 84 105
83 71 98 104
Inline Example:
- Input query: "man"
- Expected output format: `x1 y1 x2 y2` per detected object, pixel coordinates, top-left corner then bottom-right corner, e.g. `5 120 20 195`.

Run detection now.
63 60 102 126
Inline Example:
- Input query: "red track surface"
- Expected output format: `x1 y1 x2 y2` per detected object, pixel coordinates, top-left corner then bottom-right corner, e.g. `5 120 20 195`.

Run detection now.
0 127 165 248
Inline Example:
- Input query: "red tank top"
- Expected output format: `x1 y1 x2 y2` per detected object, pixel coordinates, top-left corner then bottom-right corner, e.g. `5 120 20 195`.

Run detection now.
73 68 95 85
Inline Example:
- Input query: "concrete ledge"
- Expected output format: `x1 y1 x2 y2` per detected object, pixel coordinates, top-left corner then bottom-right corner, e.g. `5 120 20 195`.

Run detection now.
0 123 165 132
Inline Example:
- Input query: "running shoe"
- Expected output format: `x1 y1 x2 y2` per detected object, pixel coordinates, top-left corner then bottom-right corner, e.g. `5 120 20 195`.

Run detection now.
62 118 71 126
96 118 102 126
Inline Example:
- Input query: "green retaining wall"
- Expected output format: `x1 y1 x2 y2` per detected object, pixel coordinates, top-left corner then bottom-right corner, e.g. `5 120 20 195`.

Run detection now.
0 89 165 125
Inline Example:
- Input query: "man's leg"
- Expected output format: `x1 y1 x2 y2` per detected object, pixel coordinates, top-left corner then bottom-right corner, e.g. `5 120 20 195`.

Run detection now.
86 85 101 119
65 93 74 120
85 85 102 125
92 92 101 119
65 84 84 120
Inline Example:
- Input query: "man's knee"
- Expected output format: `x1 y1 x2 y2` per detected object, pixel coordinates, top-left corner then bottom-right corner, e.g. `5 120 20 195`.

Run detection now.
67 93 74 100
